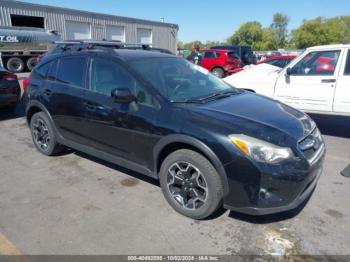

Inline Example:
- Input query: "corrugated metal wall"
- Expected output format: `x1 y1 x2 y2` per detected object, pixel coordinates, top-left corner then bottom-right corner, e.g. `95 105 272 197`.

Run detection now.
0 0 178 52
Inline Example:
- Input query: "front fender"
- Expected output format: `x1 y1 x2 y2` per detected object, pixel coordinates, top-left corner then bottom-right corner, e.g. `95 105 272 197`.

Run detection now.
153 134 229 196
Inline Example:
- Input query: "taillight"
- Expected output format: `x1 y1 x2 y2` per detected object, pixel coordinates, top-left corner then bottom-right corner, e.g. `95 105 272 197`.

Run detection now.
3 72 18 81
23 78 31 91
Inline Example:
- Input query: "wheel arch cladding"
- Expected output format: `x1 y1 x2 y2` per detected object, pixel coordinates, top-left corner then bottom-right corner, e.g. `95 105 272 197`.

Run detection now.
154 134 229 196
26 101 52 126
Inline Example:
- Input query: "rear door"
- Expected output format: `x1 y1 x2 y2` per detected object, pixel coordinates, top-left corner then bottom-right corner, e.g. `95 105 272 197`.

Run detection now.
201 51 217 71
274 49 341 113
333 48 350 114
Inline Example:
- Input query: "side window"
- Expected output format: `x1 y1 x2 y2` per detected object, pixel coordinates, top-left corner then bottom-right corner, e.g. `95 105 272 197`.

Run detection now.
90 58 153 106
34 62 51 79
56 56 87 88
344 50 350 75
291 50 340 76
204 52 216 59
215 52 221 58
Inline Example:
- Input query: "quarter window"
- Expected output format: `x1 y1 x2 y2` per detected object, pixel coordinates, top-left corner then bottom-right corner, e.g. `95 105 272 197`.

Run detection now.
344 50 350 75
291 50 340 76
89 58 152 105
56 57 87 87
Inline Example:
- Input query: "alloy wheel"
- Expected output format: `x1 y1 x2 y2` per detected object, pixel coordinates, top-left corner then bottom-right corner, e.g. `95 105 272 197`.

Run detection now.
167 162 208 210
32 118 51 152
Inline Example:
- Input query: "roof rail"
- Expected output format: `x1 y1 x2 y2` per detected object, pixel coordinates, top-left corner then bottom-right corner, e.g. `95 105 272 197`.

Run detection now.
54 40 151 48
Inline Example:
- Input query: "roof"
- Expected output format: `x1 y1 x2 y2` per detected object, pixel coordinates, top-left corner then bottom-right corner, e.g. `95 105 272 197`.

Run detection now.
41 48 175 64
307 44 350 50
2 0 179 30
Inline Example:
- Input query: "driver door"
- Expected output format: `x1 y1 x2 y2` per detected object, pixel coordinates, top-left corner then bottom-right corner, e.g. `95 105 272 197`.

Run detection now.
274 49 341 113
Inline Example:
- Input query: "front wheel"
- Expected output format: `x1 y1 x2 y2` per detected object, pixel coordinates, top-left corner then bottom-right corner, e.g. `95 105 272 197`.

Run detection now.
159 149 223 219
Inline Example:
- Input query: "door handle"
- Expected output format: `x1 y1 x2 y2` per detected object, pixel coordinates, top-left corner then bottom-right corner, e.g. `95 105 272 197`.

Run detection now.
84 102 96 110
84 102 105 111
321 79 336 83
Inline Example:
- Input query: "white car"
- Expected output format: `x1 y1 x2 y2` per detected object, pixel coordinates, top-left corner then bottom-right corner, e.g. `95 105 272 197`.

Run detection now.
224 44 350 116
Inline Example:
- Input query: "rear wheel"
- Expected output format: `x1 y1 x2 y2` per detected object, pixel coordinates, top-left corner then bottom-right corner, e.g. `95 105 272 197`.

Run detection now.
7 57 25 73
211 67 225 78
30 112 65 156
26 57 38 71
159 149 223 219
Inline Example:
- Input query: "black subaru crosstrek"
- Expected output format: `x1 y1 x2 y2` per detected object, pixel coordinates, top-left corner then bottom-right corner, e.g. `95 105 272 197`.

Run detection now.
22 44 325 219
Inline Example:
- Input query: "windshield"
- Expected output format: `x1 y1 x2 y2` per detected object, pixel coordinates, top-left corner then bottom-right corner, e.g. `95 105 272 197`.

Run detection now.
129 57 238 102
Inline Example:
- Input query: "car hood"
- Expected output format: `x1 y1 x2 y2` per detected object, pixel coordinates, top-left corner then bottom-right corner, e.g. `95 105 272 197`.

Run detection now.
186 92 314 146
223 63 280 89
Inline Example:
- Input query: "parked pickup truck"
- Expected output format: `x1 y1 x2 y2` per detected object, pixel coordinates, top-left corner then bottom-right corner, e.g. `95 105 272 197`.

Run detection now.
224 44 350 116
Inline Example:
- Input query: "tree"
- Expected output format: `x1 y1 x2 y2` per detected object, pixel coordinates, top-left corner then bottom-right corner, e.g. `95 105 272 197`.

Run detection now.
227 21 278 50
270 13 289 48
291 16 350 49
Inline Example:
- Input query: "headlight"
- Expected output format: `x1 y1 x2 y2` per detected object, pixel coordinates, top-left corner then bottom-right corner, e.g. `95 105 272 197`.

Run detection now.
229 134 294 164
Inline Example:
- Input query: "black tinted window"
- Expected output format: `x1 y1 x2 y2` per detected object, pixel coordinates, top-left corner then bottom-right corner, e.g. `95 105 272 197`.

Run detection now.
47 60 57 81
56 57 87 87
204 52 216 58
344 50 350 75
90 58 152 105
35 62 51 79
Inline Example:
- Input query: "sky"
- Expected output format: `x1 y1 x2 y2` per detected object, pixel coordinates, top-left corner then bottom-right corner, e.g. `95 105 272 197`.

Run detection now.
21 0 350 43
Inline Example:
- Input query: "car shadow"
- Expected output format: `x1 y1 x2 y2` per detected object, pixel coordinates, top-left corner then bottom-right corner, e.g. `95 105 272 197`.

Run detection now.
66 150 313 223
308 113 350 139
74 151 160 187
0 104 25 121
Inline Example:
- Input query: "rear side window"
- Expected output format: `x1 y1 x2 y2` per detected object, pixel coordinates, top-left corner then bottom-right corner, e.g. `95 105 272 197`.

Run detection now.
344 50 350 75
34 62 51 79
47 60 58 81
56 56 87 88
204 52 216 59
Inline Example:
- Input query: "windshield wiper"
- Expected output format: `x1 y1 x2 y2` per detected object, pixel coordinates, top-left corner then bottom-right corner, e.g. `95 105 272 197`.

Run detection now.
172 90 239 104
195 90 239 102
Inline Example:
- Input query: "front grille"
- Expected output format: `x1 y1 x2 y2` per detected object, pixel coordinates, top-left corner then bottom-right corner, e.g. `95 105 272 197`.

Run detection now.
298 128 324 164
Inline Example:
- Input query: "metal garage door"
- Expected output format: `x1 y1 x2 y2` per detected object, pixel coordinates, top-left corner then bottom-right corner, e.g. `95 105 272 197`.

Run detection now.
106 25 125 42
65 21 91 40
137 28 152 44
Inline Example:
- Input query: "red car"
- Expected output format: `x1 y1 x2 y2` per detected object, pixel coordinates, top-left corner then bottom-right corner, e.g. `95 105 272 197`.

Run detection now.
200 49 242 78
232 55 297 74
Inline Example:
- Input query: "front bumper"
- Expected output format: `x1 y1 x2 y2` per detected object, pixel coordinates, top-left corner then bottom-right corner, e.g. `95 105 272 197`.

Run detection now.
222 145 325 215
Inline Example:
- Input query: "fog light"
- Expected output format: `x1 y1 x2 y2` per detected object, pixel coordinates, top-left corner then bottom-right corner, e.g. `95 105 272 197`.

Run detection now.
259 188 283 202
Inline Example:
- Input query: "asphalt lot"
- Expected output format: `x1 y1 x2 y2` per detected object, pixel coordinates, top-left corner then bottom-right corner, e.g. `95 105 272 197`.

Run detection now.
0 77 349 257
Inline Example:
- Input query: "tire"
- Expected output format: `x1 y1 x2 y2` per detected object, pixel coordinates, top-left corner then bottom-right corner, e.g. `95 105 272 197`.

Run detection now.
211 67 225 78
30 112 65 156
26 57 38 71
159 149 223 219
6 57 25 73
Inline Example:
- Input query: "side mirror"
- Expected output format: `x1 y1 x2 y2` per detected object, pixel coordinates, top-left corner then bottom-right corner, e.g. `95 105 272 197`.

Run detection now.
285 67 292 76
111 88 136 104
